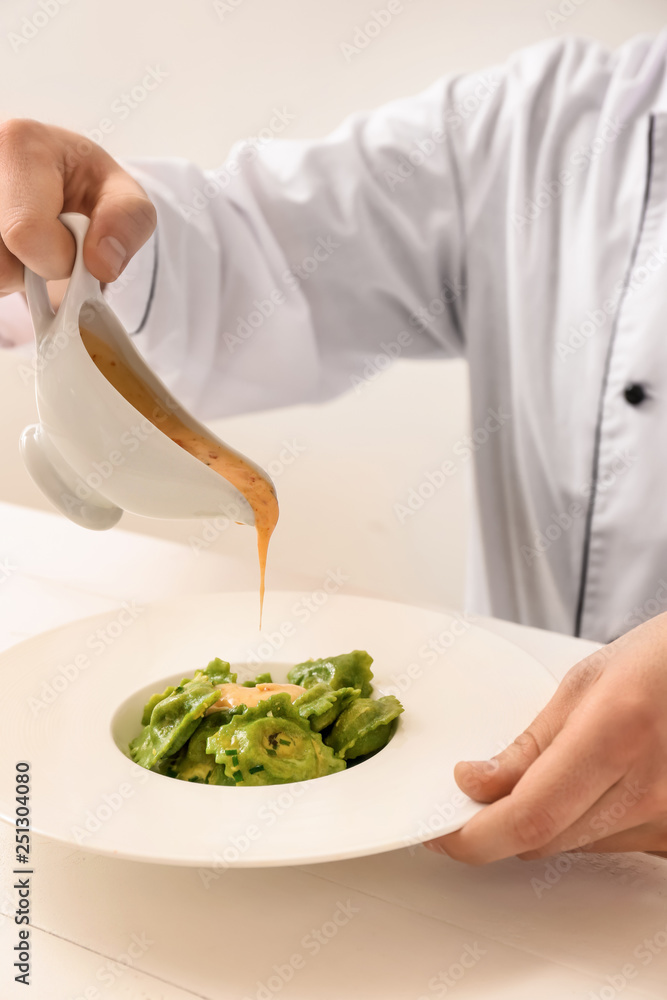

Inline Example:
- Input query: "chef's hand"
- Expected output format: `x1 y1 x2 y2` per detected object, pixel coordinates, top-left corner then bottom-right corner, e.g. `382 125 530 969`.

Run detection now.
0 119 156 295
427 612 667 863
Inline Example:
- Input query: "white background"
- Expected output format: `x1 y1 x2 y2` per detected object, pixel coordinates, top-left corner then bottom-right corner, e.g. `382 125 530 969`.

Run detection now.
0 0 665 611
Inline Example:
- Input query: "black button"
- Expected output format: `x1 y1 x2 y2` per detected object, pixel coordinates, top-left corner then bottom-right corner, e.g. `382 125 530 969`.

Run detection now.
623 383 647 406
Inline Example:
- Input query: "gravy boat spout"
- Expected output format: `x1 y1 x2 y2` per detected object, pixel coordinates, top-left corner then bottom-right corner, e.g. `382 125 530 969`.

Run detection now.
21 212 270 532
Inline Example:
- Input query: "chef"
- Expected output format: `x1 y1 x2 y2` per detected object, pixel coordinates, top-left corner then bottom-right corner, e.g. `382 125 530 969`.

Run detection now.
2 30 667 863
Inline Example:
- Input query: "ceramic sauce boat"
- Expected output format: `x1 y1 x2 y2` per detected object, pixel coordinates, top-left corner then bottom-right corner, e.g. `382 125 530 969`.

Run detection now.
20 212 276 538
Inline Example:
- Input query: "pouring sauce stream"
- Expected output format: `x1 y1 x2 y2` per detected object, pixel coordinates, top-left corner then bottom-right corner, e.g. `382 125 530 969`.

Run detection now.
79 327 278 624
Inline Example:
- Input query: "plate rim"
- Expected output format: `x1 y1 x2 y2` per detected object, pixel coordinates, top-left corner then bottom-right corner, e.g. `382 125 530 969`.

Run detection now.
0 590 557 867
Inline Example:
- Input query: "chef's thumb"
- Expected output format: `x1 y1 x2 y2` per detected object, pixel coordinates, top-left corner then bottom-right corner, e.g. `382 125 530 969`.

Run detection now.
83 172 156 284
453 731 545 803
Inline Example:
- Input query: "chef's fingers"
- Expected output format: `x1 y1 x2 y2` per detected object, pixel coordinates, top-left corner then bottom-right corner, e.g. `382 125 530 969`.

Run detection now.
0 119 155 287
427 691 624 864
453 657 603 804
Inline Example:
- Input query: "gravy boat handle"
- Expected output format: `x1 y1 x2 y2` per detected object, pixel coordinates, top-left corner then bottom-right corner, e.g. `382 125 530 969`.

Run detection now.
21 212 264 533
24 213 104 345
21 212 124 530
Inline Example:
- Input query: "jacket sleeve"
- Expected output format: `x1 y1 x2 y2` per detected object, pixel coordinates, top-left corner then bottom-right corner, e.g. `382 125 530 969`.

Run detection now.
107 36 619 419
108 73 484 418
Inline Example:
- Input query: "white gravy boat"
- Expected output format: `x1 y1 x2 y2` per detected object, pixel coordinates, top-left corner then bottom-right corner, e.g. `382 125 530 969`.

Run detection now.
21 212 268 531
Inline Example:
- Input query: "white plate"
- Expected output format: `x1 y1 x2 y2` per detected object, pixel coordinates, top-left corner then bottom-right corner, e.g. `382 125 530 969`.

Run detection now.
0 592 556 867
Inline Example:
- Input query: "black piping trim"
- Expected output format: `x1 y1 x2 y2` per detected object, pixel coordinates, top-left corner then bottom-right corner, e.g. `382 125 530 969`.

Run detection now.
573 115 656 637
129 231 159 336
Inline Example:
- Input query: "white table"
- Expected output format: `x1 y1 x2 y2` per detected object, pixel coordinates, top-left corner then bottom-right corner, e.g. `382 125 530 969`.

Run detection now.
2 501 666 1000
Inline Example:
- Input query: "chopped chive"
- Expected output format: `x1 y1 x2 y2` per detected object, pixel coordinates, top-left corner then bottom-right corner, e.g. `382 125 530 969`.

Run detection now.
266 748 277 757
231 757 239 766
232 770 243 783
278 739 290 746
224 749 237 756
248 765 265 774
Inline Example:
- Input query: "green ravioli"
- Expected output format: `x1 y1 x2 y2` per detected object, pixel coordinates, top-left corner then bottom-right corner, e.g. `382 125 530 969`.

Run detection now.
171 711 237 784
129 650 404 786
206 693 345 785
241 671 273 687
141 684 176 727
130 676 222 770
294 683 361 731
287 650 374 698
199 657 236 685
139 658 234 726
149 751 185 778
325 695 404 760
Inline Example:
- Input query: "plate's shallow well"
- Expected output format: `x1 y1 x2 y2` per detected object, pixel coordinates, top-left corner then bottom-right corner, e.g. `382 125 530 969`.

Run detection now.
0 592 556 867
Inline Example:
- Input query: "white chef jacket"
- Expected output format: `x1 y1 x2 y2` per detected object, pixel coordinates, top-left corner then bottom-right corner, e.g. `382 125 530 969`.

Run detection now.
7 32 667 643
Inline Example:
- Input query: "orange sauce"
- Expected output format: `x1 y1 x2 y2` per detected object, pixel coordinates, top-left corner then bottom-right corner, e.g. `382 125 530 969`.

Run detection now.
205 682 306 714
80 327 278 624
